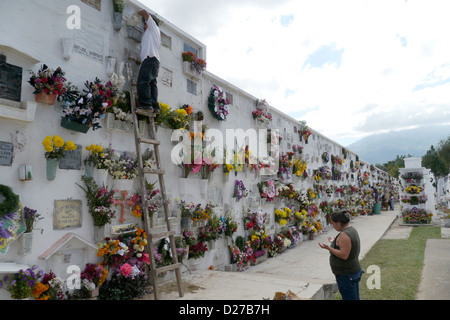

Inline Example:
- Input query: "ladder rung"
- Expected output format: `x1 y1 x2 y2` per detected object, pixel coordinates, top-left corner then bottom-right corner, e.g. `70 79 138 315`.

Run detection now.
143 168 165 175
135 108 157 117
149 230 176 240
139 137 160 145
156 262 182 274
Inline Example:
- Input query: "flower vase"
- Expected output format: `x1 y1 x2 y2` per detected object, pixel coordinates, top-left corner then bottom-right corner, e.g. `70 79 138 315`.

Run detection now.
308 233 314 240
85 163 95 178
91 286 100 298
113 12 122 31
35 92 56 105
201 179 208 196
46 158 58 181
20 232 33 255
60 117 90 134
113 179 134 191
94 226 105 243
95 169 109 187
180 217 190 230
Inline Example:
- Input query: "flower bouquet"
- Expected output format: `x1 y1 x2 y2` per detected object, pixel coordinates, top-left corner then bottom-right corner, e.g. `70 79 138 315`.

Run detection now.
28 64 67 104
233 180 248 201
77 176 115 227
208 85 230 121
60 77 119 132
182 51 207 74
0 265 44 299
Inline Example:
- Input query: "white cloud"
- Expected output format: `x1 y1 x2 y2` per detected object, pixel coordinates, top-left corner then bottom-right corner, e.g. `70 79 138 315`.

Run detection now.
140 0 450 145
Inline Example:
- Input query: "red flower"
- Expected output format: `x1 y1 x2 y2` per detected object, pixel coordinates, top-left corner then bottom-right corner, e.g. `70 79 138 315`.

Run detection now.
246 222 253 229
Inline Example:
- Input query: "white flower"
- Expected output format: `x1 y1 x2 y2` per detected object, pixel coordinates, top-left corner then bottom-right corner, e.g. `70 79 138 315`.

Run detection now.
78 97 84 104
87 93 92 99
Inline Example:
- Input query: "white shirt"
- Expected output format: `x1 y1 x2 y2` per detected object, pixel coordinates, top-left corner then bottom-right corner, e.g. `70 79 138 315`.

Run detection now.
140 17 161 62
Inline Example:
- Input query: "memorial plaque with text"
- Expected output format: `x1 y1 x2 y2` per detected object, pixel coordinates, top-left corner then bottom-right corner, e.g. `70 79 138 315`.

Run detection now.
59 144 82 170
53 200 82 230
0 141 13 166
0 62 22 102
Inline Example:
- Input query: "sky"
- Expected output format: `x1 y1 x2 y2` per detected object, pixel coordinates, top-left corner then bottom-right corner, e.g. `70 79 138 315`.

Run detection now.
140 0 450 146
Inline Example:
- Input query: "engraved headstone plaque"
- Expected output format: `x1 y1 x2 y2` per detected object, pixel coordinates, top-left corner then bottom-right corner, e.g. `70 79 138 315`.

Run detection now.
59 144 82 170
0 59 22 102
53 200 82 230
0 141 13 166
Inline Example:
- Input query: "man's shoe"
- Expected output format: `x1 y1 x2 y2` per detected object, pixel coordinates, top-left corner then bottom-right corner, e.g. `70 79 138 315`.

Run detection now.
152 108 160 114
139 105 154 111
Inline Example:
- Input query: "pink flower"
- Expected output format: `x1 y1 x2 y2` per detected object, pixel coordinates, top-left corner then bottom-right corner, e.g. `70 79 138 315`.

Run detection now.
120 263 132 277
142 253 150 265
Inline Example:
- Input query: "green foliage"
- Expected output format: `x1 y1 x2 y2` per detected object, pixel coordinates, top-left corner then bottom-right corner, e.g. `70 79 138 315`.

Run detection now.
375 154 411 178
422 144 449 178
99 274 148 300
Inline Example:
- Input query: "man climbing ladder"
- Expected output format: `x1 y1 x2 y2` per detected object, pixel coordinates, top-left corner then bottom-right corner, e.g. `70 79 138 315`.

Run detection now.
136 9 161 113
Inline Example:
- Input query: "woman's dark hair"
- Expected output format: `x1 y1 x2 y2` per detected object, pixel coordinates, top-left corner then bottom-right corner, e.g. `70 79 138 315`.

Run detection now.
331 211 350 224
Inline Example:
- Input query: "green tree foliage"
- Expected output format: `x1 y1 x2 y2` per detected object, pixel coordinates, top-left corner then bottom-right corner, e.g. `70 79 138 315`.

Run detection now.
376 154 412 178
422 139 449 177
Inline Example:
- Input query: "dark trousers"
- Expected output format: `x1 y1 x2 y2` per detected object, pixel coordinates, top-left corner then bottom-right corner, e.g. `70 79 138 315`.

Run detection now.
335 269 363 300
137 56 160 108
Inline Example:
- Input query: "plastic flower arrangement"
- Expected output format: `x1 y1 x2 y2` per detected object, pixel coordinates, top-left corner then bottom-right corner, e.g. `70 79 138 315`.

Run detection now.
60 77 119 131
182 51 207 74
22 206 41 233
292 158 307 177
252 99 272 125
77 176 115 227
233 180 248 201
28 64 67 96
257 180 276 202
208 85 230 121
42 135 77 160
81 263 108 289
402 207 432 224
0 265 44 299
84 144 110 169
223 163 234 175
108 151 138 180
155 102 190 129
244 209 267 231
405 185 423 194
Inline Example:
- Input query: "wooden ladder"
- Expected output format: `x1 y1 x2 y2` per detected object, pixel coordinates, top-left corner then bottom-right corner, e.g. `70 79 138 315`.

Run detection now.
126 63 183 300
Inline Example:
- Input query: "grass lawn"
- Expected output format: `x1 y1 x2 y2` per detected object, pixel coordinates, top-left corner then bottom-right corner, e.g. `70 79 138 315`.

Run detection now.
358 225 441 300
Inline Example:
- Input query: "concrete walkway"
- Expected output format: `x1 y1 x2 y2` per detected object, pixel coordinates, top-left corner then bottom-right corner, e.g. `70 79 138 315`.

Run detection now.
155 209 399 300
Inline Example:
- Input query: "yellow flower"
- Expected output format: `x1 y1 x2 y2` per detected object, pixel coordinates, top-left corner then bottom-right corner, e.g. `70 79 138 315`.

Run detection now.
52 135 65 148
176 109 187 117
45 146 54 153
65 141 77 151
159 102 170 112
85 146 92 151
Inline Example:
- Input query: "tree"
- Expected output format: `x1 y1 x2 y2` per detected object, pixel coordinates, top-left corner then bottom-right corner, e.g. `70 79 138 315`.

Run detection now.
437 136 450 172
376 154 412 178
422 145 448 178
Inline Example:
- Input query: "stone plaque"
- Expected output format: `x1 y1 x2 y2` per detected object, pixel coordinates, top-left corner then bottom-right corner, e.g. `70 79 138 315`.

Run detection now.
53 200 82 230
73 29 104 63
59 144 82 170
0 141 13 166
0 61 22 102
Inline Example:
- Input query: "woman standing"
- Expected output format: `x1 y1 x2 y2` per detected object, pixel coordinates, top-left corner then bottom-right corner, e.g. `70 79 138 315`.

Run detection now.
319 211 363 300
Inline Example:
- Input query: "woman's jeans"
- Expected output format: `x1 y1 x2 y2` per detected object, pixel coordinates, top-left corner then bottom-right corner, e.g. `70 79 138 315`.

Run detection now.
137 56 160 109
335 269 363 300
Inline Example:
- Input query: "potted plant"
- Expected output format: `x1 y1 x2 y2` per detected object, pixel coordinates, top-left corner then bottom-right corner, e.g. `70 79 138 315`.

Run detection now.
28 64 67 105
0 265 44 299
20 207 42 256
112 0 125 31
60 78 119 133
42 135 77 181
182 51 207 77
